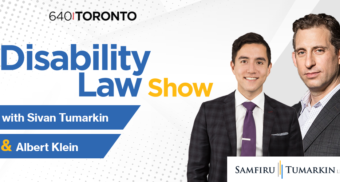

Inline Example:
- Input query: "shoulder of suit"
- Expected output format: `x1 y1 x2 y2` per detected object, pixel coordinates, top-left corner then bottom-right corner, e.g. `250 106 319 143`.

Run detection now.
203 95 228 105
291 102 301 113
202 91 235 106
265 94 297 112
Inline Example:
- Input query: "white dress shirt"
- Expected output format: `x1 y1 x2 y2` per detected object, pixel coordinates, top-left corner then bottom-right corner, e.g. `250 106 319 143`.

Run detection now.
235 89 264 156
299 83 340 138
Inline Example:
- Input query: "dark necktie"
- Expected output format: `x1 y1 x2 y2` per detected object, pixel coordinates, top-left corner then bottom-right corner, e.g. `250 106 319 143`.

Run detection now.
241 102 257 156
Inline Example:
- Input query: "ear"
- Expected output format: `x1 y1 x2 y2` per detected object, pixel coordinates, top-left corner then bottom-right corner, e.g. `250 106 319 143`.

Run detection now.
292 51 297 67
230 61 235 74
267 63 272 76
338 49 340 64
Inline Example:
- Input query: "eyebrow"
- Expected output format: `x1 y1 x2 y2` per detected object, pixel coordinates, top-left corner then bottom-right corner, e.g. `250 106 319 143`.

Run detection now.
238 56 266 61
295 46 328 52
255 57 266 61
238 56 249 60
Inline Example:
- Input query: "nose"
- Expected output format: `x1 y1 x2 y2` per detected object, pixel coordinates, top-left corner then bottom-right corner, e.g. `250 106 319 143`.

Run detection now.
305 51 316 69
247 61 256 74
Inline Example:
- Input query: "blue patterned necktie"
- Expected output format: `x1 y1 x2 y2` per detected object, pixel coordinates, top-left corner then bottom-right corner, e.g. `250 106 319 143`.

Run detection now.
241 102 257 156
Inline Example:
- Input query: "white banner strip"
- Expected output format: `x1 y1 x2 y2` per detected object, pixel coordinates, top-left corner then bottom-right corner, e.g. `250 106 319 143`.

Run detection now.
228 157 340 181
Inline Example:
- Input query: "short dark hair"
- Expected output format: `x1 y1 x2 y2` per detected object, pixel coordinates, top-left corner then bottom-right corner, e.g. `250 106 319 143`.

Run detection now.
292 13 340 54
232 32 271 66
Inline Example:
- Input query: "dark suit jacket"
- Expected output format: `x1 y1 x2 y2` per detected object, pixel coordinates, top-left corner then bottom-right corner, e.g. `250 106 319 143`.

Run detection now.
187 91 304 182
292 89 340 156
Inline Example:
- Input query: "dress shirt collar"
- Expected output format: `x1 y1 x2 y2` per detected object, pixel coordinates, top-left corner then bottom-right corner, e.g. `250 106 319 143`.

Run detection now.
235 89 265 110
300 83 340 114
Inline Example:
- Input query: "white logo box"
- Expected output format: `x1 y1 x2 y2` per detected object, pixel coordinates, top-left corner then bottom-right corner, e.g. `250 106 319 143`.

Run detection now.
228 157 340 181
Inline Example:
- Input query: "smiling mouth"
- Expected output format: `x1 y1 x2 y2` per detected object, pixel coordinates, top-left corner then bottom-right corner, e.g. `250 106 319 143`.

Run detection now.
244 77 258 80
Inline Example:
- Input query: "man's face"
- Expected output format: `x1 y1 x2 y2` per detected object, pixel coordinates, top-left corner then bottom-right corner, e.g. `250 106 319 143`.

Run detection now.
231 43 272 97
292 26 340 92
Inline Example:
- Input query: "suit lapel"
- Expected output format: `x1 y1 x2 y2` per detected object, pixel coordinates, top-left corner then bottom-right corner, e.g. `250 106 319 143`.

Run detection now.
262 95 276 156
303 89 340 152
223 91 237 156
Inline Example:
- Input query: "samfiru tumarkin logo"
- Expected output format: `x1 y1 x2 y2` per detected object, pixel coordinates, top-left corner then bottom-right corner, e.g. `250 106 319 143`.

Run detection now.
49 11 137 21
235 160 337 179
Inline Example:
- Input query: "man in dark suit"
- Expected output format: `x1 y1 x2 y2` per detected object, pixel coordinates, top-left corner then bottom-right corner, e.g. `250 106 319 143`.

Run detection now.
291 13 340 156
187 33 304 182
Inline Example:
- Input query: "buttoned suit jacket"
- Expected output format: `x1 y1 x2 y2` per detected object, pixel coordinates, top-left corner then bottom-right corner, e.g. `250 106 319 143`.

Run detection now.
292 89 340 156
187 91 304 182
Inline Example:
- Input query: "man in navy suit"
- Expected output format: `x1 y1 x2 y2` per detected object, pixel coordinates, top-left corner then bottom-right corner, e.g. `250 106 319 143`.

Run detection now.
187 32 304 182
